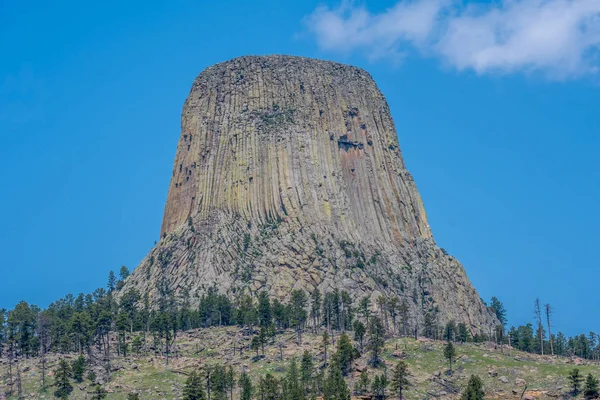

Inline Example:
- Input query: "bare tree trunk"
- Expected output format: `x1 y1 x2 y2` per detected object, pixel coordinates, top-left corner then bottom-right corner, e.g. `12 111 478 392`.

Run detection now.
40 339 47 391
545 303 554 356
279 342 283 361
8 350 13 395
15 360 22 399
534 298 544 355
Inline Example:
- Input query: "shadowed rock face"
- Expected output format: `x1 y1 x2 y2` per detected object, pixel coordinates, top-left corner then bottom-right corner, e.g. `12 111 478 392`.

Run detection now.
125 55 497 332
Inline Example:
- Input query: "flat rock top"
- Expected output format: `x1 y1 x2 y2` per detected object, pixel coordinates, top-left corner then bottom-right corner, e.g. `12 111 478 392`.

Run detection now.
200 54 370 77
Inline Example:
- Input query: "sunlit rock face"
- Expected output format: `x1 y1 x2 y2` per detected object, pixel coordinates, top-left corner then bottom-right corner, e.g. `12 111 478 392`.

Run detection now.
124 55 497 333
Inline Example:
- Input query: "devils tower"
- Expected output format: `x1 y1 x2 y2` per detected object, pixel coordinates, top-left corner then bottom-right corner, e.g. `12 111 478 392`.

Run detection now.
123 55 497 332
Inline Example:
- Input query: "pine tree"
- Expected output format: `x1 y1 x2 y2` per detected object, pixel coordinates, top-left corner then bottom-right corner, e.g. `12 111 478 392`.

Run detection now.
354 370 370 395
258 292 272 328
300 350 314 390
457 323 470 343
258 373 280 400
239 371 253 400
71 355 86 383
460 375 484 400
225 366 235 400
371 374 388 400
259 327 268 356
390 361 410 400
251 335 261 358
368 317 385 367
131 335 143 354
489 297 507 326
569 369 584 395
107 271 117 293
183 371 206 400
354 320 366 350
53 359 73 399
290 290 308 344
310 289 322 332
444 341 456 374
323 361 350 400
119 265 130 281
584 374 599 399
443 321 456 342
322 331 330 364
284 358 304 400
334 332 356 375
359 296 370 326
91 385 107 400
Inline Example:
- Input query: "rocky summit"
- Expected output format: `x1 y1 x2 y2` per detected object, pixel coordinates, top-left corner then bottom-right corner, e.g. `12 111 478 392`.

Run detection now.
122 55 497 333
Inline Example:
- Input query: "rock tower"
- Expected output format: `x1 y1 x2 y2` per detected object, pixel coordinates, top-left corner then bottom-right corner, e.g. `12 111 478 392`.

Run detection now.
123 55 497 332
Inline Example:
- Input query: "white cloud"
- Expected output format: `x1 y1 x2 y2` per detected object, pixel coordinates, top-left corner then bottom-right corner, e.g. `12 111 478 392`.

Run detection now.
304 0 600 78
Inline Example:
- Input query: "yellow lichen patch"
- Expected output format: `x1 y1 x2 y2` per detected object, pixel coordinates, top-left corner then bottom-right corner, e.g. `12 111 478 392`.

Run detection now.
323 200 331 218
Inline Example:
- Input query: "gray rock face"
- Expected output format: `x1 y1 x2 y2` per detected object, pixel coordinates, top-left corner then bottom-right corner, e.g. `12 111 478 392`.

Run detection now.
123 55 497 332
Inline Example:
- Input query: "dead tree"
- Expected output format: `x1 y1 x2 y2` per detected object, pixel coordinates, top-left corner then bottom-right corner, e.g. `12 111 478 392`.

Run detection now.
545 303 554 356
534 298 544 355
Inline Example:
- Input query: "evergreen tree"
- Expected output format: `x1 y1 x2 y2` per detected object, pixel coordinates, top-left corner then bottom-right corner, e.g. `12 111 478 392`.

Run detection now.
322 331 330 364
225 366 235 400
354 320 366 350
284 358 304 400
91 385 107 400
457 323 470 343
584 374 599 399
290 290 308 343
183 371 206 400
53 359 73 399
131 335 143 354
300 350 314 390
71 355 86 383
239 372 253 400
569 369 583 395
359 296 370 326
69 312 92 354
120 288 140 333
334 332 356 375
210 364 228 400
354 370 370 395
119 265 130 281
310 289 322 331
323 361 350 400
390 361 410 400
371 374 388 400
258 292 272 328
489 297 507 326
444 341 457 374
258 373 280 400
460 375 484 400
107 271 117 293
259 327 268 356
368 317 385 367
251 335 261 358
443 321 456 342
127 394 140 400
423 312 437 339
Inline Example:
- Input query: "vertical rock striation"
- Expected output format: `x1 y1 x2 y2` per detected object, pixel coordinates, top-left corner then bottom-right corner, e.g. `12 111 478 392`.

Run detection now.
125 55 497 332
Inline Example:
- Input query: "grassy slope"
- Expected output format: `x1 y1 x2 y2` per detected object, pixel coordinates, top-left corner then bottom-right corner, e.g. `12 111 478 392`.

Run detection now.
2 327 598 400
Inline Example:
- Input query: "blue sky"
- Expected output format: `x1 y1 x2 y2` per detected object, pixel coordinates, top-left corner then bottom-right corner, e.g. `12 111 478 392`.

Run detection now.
1 0 599 336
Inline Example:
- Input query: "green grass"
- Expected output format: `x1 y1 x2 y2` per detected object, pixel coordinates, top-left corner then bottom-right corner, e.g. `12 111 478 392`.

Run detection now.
2 328 599 399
